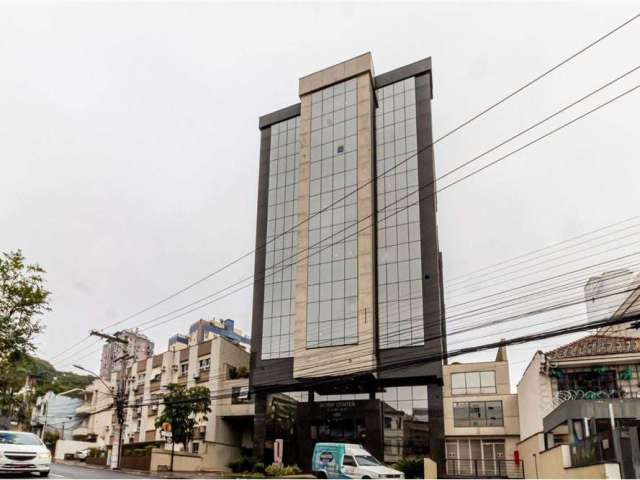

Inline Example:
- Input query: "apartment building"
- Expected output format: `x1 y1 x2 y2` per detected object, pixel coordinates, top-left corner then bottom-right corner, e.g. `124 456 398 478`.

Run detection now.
99 329 154 380
443 346 521 478
73 378 115 444
250 52 446 470
118 335 253 472
186 318 251 349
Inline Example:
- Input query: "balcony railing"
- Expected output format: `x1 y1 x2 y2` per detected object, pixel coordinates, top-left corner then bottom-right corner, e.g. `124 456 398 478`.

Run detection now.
445 459 524 478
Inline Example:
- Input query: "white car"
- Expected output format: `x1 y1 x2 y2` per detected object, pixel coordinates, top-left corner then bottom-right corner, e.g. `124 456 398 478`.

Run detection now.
75 448 90 460
0 431 51 477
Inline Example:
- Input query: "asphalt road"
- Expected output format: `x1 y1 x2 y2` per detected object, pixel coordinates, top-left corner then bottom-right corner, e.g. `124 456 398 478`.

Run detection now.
49 463 145 479
0 463 147 479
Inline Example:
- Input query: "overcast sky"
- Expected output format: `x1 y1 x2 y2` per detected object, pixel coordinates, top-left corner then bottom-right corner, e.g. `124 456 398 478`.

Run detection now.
1 1 639 390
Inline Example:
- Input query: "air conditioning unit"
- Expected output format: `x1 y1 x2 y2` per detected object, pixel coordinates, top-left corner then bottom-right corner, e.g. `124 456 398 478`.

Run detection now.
171 365 179 372
192 372 200 379
151 404 158 412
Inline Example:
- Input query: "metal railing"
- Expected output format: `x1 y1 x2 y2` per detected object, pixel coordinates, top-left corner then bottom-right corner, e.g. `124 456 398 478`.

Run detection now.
445 459 524 478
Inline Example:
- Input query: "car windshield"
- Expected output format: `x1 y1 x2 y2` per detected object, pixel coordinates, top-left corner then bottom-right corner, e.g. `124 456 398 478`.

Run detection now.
355 455 383 466
0 432 43 446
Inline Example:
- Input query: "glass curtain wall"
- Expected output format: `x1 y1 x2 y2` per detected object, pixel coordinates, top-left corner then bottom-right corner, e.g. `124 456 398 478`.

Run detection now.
306 78 359 348
262 117 300 359
375 77 424 349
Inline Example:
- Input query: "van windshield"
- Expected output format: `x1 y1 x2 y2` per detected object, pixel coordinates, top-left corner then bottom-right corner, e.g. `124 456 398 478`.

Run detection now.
0 432 43 446
355 455 382 466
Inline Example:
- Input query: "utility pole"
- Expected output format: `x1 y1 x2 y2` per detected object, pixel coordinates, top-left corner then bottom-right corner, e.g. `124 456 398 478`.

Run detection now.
90 330 129 470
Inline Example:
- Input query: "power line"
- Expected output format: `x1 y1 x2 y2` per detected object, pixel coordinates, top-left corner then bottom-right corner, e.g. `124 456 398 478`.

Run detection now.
445 229 640 296
445 220 640 290
122 310 640 410
127 80 640 339
445 215 640 283
57 12 640 344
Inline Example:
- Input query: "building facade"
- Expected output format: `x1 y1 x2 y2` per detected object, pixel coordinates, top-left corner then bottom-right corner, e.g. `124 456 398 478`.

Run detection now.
442 347 522 478
186 318 251 349
99 330 154 380
73 378 115 444
250 53 446 470
31 390 84 440
517 332 640 478
119 335 252 472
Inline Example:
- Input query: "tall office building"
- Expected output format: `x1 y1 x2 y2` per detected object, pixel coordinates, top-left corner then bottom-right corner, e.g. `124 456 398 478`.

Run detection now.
250 53 446 470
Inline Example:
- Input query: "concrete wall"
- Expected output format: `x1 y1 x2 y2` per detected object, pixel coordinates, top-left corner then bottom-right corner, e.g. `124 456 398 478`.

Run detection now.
517 352 553 440
149 448 203 472
534 444 620 479
200 442 240 473
517 433 545 479
53 439 100 460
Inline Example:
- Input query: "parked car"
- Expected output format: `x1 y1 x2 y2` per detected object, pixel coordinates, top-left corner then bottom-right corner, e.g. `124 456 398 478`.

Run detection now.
75 448 90 461
312 442 404 479
0 430 51 477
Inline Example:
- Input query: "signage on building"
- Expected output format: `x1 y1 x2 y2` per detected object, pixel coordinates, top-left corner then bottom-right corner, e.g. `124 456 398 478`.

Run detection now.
274 438 284 466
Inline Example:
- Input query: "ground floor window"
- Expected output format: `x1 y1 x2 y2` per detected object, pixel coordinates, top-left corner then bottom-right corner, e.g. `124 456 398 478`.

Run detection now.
191 442 199 454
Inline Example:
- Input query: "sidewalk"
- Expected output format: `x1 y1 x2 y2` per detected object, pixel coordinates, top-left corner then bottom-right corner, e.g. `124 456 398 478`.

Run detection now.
54 459 223 478
53 459 316 479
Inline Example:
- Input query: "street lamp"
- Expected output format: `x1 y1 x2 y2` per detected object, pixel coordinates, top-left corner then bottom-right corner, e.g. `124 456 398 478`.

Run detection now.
72 365 115 396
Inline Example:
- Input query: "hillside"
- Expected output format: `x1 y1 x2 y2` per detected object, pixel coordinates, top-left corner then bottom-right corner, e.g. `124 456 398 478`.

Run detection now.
16 356 94 396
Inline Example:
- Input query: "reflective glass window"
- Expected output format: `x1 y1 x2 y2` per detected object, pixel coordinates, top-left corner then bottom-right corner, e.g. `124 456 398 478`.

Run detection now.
261 118 300 359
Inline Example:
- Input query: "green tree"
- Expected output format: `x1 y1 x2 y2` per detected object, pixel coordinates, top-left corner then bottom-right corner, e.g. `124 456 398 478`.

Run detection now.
155 384 211 449
0 250 51 415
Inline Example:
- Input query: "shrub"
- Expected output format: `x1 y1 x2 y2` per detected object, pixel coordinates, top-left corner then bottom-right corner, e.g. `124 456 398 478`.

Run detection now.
392 456 423 479
88 448 105 458
265 463 302 476
229 456 261 473
253 462 266 473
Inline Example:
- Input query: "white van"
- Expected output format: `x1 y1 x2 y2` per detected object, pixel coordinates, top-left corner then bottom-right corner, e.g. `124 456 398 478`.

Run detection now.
312 442 404 479
0 431 52 477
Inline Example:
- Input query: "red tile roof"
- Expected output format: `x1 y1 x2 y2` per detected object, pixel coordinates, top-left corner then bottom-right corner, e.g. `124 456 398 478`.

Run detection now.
547 335 640 359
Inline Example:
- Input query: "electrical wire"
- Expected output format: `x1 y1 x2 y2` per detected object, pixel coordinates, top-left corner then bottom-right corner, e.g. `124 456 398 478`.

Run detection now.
49 13 640 363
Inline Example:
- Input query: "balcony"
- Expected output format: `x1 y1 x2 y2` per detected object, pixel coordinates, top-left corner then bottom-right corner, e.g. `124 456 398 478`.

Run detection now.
75 404 93 416
72 426 90 437
217 379 254 417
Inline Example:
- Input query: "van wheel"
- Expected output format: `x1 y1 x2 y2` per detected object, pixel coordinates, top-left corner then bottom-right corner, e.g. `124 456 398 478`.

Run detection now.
39 472 50 478
362 476 371 479
314 472 327 479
